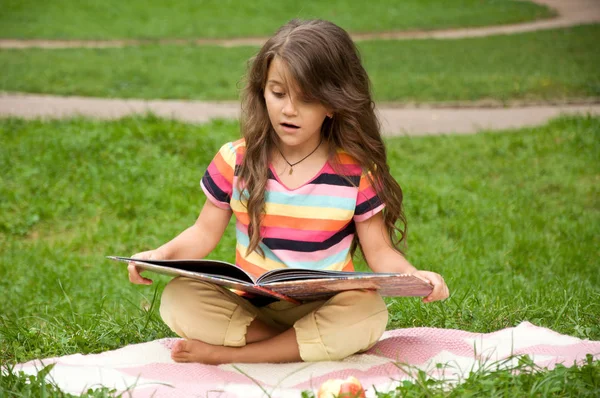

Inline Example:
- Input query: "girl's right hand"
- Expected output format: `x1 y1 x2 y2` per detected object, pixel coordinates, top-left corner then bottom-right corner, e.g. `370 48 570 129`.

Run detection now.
128 249 165 285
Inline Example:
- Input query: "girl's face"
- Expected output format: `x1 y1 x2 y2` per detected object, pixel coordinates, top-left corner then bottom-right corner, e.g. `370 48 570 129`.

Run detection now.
264 57 331 151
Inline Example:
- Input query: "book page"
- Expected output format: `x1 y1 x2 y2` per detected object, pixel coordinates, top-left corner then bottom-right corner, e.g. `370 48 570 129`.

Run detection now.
257 268 400 284
109 256 256 283
263 273 433 301
108 256 296 302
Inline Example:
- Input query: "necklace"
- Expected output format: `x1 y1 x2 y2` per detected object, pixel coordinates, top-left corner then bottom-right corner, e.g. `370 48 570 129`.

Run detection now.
276 138 323 175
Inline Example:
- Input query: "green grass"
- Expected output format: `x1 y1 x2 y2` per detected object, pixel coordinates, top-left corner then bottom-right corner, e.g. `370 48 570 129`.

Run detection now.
0 0 553 40
372 354 600 397
0 364 117 397
1 115 599 397
1 25 598 102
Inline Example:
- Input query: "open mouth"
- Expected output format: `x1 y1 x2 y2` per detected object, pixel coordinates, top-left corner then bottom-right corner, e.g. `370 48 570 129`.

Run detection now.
281 122 300 129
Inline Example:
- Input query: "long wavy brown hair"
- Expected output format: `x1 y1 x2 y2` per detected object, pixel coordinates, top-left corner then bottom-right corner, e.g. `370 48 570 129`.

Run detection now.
239 19 407 257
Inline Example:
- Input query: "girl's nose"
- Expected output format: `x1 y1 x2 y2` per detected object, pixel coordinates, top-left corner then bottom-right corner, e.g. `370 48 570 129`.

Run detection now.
282 96 297 116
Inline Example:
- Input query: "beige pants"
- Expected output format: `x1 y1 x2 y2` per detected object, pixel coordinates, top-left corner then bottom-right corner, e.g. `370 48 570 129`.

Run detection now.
159 277 389 362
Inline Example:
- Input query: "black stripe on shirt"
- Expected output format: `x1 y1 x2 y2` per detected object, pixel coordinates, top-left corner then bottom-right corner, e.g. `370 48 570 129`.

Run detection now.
309 173 360 187
201 171 230 203
262 221 356 252
355 195 383 216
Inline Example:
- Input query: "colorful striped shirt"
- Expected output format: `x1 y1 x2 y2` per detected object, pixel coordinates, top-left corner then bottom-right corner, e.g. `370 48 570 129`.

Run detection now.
201 139 384 278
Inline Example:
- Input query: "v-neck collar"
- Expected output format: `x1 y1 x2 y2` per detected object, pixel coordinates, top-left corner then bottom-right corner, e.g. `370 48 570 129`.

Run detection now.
268 160 330 191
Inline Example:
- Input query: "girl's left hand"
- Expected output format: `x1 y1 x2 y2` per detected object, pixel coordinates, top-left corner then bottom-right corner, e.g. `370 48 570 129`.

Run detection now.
411 270 449 303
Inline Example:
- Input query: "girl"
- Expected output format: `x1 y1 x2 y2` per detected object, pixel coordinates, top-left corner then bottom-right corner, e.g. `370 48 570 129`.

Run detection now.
128 19 449 364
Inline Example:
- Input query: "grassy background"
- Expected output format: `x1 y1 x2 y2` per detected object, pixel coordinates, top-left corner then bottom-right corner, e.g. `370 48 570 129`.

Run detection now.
1 114 598 357
0 0 553 40
1 25 598 102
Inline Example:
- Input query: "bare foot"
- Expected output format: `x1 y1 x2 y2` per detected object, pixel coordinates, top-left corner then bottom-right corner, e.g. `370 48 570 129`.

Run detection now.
170 328 302 364
171 339 227 364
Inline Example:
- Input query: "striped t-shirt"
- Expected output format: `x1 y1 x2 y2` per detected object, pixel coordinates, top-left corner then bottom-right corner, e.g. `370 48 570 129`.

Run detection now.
201 139 385 278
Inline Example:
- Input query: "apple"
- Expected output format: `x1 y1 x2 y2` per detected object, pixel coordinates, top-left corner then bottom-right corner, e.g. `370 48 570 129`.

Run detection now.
317 376 366 398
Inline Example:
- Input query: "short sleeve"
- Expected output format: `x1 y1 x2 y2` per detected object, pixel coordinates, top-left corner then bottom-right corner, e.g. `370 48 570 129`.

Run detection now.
200 142 237 210
354 171 385 222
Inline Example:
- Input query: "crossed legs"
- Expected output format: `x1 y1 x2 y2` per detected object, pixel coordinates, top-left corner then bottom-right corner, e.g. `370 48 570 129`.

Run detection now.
160 277 388 364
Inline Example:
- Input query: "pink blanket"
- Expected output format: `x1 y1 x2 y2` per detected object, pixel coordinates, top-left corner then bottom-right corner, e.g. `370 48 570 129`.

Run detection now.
15 322 600 397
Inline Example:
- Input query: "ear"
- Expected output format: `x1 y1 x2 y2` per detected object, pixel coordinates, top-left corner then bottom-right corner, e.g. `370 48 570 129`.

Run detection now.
325 105 334 119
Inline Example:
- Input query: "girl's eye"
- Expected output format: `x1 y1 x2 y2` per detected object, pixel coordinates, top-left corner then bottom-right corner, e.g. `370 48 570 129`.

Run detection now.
272 91 285 98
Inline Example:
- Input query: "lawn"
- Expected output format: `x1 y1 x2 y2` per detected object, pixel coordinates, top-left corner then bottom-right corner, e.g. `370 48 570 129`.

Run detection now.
1 25 598 103
0 0 553 40
0 114 599 396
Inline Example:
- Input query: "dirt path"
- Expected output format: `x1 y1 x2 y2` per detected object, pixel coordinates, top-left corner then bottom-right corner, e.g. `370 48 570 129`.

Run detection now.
1 0 598 49
1 93 597 136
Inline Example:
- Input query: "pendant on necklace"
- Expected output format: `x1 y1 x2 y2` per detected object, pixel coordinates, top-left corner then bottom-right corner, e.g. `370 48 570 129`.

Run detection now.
289 168 293 175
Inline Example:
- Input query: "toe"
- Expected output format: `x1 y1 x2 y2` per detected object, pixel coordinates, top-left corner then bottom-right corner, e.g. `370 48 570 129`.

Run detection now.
171 352 191 362
170 340 191 362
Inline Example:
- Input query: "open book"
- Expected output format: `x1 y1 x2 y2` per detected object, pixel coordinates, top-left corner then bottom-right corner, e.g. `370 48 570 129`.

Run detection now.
109 256 433 303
